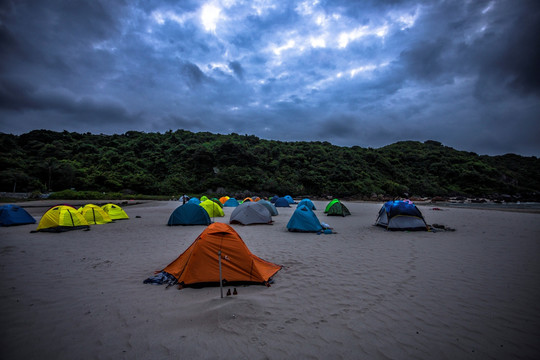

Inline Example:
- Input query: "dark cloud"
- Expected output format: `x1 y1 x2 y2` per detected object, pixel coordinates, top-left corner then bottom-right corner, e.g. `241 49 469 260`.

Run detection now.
0 0 539 155
228 61 244 79
179 61 209 88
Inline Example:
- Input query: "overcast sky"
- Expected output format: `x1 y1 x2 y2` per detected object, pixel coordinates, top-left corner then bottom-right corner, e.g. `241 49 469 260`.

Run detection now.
1 0 539 156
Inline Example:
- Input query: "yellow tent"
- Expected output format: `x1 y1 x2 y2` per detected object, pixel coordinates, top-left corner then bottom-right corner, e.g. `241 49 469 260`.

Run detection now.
199 199 224 217
101 203 129 220
79 204 112 225
36 205 89 232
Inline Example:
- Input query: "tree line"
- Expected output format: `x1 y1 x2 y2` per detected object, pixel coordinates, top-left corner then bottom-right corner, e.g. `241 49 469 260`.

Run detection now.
1 130 539 200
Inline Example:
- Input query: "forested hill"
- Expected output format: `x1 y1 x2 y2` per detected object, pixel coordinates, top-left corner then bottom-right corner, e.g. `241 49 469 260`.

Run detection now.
1 130 539 200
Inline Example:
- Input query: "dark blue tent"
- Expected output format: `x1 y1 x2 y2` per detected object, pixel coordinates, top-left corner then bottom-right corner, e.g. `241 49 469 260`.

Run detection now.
270 195 280 203
274 197 291 207
376 200 428 231
297 199 316 210
287 204 323 232
0 204 36 226
167 203 211 226
224 198 239 207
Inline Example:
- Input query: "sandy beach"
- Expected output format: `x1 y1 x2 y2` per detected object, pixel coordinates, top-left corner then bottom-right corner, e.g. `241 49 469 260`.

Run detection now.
1 200 539 359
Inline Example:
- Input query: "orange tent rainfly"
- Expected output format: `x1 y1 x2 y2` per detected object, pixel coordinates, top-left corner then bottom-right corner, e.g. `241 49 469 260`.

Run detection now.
144 222 282 288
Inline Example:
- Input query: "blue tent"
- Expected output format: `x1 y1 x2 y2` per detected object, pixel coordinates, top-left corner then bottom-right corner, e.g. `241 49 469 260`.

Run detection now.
269 195 279 203
167 203 211 226
274 197 291 207
187 197 201 205
376 200 428 231
297 198 316 210
287 205 323 232
0 204 36 226
223 198 239 207
284 195 295 204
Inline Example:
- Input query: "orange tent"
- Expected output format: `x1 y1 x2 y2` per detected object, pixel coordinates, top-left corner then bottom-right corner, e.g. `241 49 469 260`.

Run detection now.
219 196 230 204
162 223 281 288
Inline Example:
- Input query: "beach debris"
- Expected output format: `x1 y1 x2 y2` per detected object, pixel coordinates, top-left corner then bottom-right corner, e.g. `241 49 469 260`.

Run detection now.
430 224 456 232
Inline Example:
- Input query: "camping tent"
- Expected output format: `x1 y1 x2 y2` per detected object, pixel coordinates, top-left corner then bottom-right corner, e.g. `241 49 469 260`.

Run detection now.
219 196 230 204
101 203 129 220
286 204 323 232
0 204 36 226
325 200 351 217
188 197 201 205
258 200 279 216
211 198 224 208
324 199 340 213
200 196 209 202
297 198 316 210
199 199 225 217
168 203 211 226
269 195 279 203
243 197 253 202
230 202 272 225
144 222 282 288
223 198 239 207
36 205 89 232
284 195 295 204
376 200 428 231
274 197 290 207
79 204 112 225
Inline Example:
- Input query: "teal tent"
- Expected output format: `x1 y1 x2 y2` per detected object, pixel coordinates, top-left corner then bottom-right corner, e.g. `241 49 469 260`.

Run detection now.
284 195 295 204
297 198 316 210
287 205 323 232
167 203 211 226
224 198 239 207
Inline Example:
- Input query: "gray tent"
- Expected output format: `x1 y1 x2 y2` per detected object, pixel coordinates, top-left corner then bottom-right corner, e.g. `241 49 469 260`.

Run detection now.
230 202 272 225
257 200 279 216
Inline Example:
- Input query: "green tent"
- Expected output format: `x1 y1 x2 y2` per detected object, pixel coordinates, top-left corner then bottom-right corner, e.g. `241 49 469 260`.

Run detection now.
325 200 351 217
324 199 340 213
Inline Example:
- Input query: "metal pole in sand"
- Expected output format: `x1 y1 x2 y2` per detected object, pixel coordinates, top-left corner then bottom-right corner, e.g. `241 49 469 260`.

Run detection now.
218 250 223 298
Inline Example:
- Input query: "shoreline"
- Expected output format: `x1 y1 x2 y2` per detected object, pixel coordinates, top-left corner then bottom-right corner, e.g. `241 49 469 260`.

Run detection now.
3 197 540 214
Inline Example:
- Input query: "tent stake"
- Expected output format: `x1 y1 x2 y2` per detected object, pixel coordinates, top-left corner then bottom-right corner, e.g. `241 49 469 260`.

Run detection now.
218 250 223 298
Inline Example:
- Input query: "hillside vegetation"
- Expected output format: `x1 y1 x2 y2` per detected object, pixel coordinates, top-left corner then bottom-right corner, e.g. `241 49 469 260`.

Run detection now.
1 130 539 200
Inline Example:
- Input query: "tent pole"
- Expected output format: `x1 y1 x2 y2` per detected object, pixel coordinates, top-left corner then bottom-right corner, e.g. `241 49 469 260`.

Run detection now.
218 250 223 298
